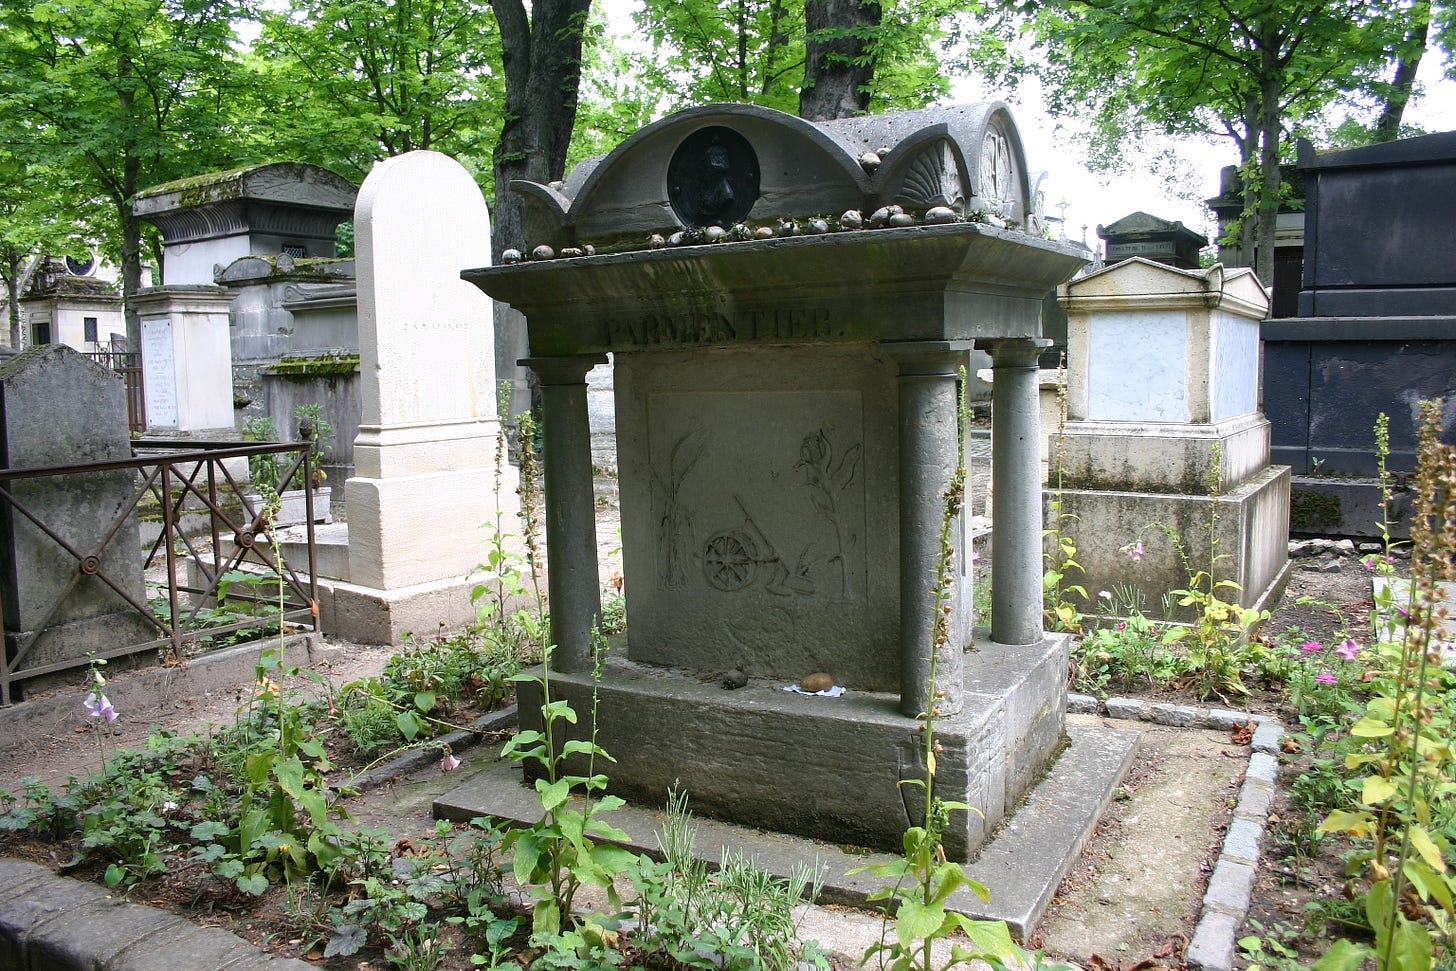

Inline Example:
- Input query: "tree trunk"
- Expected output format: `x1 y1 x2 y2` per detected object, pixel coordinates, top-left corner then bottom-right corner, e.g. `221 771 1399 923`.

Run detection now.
799 0 880 121
1254 31 1282 287
120 156 143 354
1237 99 1259 266
489 0 591 415
1373 0 1429 142
4 250 21 350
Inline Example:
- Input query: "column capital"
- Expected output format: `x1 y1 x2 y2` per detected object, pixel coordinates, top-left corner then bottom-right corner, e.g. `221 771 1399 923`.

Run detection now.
881 340 974 377
975 337 1050 369
521 354 607 385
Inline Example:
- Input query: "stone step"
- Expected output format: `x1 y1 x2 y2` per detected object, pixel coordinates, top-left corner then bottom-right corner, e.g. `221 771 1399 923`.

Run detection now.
435 721 1138 940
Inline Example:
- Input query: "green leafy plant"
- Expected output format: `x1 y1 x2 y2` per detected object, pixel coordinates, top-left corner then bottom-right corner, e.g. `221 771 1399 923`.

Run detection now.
1122 445 1270 700
470 382 546 659
243 415 281 495
497 407 638 951
1240 919 1308 971
1071 610 1185 695
294 402 334 488
629 788 825 970
218 497 345 894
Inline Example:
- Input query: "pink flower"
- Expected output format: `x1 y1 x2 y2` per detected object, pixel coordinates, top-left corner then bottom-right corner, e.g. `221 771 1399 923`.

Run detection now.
83 692 118 722
1300 640 1322 653
1315 671 1337 685
1334 639 1360 661
1122 542 1144 561
440 751 461 772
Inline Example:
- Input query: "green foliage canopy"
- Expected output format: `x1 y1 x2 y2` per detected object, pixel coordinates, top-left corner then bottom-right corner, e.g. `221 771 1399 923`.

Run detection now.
252 0 504 185
1007 0 1444 281
0 0 258 345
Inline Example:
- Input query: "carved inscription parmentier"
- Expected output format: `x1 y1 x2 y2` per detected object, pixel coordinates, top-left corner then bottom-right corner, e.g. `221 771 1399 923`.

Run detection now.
606 306 839 348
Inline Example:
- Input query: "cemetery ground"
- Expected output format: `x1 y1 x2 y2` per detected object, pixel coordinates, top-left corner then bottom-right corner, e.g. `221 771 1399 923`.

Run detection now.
0 517 1413 971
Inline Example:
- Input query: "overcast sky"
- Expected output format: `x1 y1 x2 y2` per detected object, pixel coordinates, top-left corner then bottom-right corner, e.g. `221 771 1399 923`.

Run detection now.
946 47 1456 255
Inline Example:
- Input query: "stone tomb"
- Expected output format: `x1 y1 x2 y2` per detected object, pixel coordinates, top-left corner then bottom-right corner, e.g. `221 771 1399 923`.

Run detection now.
0 346 153 702
1056 259 1290 617
464 104 1088 858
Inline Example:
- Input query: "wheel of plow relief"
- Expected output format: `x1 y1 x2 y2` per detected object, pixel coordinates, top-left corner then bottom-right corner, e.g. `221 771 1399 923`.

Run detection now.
704 529 758 591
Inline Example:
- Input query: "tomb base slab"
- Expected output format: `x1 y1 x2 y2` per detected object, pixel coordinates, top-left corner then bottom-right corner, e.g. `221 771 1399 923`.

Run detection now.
515 632 1068 861
1049 464 1292 621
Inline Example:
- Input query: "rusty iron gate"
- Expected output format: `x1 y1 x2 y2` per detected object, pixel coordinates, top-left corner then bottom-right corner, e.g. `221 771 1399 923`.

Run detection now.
0 441 320 706
83 349 146 434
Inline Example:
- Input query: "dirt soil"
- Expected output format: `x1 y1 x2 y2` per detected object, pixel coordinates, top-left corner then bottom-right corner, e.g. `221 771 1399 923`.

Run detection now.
0 529 1392 970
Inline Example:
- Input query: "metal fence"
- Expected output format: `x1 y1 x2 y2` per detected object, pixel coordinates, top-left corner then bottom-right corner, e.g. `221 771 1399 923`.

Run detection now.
83 349 145 433
0 441 320 706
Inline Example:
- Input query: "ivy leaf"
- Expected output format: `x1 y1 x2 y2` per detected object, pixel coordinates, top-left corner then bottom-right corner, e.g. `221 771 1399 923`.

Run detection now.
236 872 269 895
190 820 230 841
325 924 367 958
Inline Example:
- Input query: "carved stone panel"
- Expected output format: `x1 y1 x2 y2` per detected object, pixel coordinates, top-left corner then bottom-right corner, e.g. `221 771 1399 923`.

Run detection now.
616 345 900 690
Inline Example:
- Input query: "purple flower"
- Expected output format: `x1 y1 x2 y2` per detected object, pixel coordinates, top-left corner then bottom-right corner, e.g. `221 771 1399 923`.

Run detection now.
1315 671 1337 685
84 692 118 722
1300 640 1322 653
1334 639 1360 661
1122 542 1144 562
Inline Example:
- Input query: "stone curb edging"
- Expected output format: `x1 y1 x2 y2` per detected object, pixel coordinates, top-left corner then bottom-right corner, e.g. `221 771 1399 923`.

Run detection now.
1067 692 1281 971
344 705 519 791
0 857 314 971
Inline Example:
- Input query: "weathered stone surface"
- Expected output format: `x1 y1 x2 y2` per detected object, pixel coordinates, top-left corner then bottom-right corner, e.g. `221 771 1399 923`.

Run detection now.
516 635 1067 860
1185 910 1240 971
1251 720 1284 754
1222 817 1264 865
0 347 154 695
344 150 518 609
1238 777 1275 819
1104 697 1149 721
1246 752 1279 784
1203 859 1256 916
468 102 1081 863
618 344 899 689
0 859 316 971
1149 702 1199 727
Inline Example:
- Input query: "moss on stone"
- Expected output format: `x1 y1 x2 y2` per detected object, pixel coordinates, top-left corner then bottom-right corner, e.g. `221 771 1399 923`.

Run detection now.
1290 488 1343 530
263 352 360 380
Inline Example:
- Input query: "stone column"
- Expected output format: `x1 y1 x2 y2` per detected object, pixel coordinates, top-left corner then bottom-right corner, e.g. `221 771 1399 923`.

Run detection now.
978 338 1051 646
524 354 607 674
887 342 968 718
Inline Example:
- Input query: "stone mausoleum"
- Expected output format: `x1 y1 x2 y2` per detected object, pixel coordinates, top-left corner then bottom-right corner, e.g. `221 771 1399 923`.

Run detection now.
460 103 1095 861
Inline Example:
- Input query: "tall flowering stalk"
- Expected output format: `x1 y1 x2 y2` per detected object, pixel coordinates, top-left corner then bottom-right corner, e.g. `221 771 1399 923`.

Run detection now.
852 367 1051 971
1316 401 1456 971
82 659 118 775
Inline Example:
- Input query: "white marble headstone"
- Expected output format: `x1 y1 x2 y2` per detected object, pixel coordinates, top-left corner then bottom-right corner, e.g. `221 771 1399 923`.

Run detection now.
347 151 514 589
